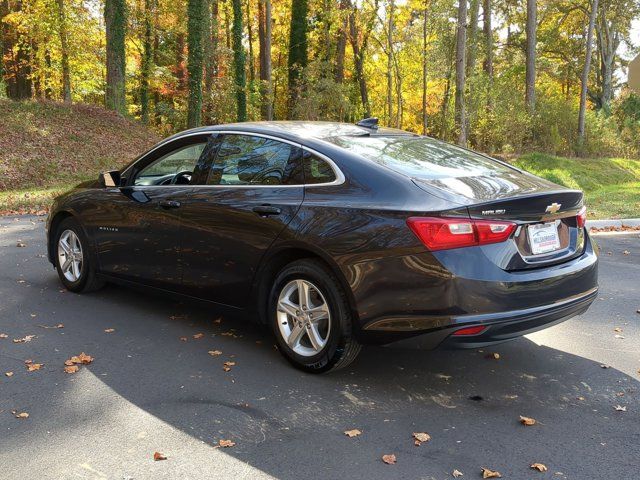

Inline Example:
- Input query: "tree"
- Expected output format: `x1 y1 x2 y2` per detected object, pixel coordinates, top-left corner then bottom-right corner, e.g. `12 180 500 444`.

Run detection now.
258 0 273 119
482 0 493 79
56 0 71 103
421 0 429 135
0 0 6 98
105 0 126 114
348 2 375 117
525 0 537 112
386 0 395 127
232 0 247 121
466 0 479 75
454 0 468 145
578 0 599 144
288 0 308 115
334 0 349 83
140 0 153 123
187 0 205 127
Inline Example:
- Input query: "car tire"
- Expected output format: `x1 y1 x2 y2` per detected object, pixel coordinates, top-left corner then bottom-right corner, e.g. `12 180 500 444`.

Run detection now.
269 259 361 373
54 217 104 293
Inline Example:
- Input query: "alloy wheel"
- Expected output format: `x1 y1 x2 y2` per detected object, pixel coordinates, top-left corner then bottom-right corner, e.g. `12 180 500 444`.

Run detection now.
57 229 83 282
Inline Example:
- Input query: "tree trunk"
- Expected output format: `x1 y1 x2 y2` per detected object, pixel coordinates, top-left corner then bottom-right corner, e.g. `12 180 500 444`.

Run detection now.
525 0 536 113
105 0 126 114
578 0 599 144
57 0 71 102
595 7 618 113
482 0 493 78
258 0 273 119
140 0 153 123
386 0 394 126
466 0 479 75
187 0 205 127
454 0 468 146
334 0 349 83
0 0 6 97
232 0 247 121
246 0 255 84
287 0 308 116
348 8 370 117
421 1 428 135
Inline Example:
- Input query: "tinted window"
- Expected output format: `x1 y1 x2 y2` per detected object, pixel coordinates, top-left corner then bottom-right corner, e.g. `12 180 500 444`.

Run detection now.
208 135 303 185
303 151 336 184
135 143 206 185
327 136 515 180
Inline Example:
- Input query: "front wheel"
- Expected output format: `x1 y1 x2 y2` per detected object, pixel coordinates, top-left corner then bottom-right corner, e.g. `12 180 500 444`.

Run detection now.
269 259 361 373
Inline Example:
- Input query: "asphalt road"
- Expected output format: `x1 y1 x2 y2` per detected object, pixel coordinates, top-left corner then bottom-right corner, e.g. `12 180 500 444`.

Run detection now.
1 215 639 480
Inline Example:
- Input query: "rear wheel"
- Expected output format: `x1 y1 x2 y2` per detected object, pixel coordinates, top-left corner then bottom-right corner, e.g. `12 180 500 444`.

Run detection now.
54 217 104 293
269 259 361 373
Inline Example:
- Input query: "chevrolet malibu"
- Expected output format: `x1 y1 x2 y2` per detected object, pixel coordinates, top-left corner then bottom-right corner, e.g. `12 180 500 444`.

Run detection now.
47 120 598 373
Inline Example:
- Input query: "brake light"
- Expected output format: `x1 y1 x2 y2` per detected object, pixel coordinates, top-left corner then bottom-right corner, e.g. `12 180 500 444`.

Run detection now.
576 206 587 228
452 325 486 336
406 217 517 251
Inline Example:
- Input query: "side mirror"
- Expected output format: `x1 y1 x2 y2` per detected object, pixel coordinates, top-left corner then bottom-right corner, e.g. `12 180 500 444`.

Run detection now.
100 170 121 188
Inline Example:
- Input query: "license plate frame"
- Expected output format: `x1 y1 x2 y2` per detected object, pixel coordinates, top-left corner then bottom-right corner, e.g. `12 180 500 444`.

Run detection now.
527 222 561 255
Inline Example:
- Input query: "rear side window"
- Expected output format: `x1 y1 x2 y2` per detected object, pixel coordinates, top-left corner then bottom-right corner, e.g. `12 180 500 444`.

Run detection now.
208 135 304 185
303 151 336 184
327 136 515 180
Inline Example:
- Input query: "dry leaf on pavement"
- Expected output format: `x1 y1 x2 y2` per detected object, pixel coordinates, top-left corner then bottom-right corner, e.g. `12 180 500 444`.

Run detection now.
26 362 43 371
413 432 431 446
11 410 29 419
68 353 94 365
179 336 188 342
344 429 362 438
13 335 36 343
223 361 236 372
208 350 222 356
519 415 536 426
193 333 205 339
104 328 115 333
0 333 7 339
530 463 548 472
218 439 235 448
452 469 464 478
614 327 623 333
64 365 79 374
382 454 396 465
38 324 64 329
16 242 26 247
614 405 627 412
481 467 502 478
153 452 167 461
5 371 14 377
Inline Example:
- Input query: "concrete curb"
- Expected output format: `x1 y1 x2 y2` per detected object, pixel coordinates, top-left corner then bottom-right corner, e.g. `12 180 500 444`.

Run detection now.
586 218 640 229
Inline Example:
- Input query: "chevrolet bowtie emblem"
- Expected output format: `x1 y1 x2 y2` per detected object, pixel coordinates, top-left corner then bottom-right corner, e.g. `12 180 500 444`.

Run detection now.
545 202 562 214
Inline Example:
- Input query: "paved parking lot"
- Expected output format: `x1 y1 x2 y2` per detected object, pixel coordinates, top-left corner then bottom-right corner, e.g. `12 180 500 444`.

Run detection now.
1 215 639 479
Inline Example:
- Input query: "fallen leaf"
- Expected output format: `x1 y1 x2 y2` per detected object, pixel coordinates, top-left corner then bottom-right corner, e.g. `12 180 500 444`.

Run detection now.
0 333 8 339
614 327 622 333
413 432 431 446
519 415 536 426
531 463 548 472
492 353 500 359
193 333 204 339
213 318 222 324
614 405 627 412
153 452 167 461
208 350 222 356
26 363 43 371
344 429 362 438
13 335 36 343
382 454 396 465
12 411 29 419
623 250 630 255
481 467 502 478
104 328 115 333
600 364 610 369
64 365 79 374
38 323 64 329
614 335 625 339
218 439 235 448
16 242 26 247
223 361 236 372
452 469 464 478
5 372 14 377
179 336 188 342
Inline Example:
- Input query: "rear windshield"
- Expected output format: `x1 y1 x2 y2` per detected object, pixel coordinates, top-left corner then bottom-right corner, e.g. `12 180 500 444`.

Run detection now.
327 135 515 180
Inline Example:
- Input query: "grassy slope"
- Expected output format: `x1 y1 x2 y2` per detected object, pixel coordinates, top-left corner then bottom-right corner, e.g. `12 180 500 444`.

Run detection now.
513 154 640 219
0 99 159 214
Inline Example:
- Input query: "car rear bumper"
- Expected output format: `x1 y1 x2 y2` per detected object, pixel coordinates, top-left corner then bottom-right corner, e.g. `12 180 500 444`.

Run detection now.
382 286 597 349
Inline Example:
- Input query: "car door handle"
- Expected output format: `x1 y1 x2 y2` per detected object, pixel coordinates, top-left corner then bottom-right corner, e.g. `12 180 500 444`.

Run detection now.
252 205 281 216
159 200 181 209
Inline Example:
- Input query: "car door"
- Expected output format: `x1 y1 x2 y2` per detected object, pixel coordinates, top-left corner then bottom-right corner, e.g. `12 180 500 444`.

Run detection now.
178 132 305 306
91 133 213 290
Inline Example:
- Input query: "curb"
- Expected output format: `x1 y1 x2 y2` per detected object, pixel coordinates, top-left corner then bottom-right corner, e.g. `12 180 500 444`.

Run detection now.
586 218 640 229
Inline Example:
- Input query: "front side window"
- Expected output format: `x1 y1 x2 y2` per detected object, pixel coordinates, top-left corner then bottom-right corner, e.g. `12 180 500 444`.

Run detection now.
134 143 207 186
208 135 303 185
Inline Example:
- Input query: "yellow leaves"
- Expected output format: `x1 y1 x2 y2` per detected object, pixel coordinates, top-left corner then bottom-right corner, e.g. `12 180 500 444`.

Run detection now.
25 360 43 371
412 432 431 446
11 410 29 419
381 454 396 465
208 350 222 356
344 429 362 438
153 452 167 461
481 467 502 478
519 415 536 426
13 335 36 343
63 352 93 373
5 371 14 377
64 365 79 374
193 333 204 340
104 328 115 333
452 469 464 478
530 463 548 472
217 439 235 448
223 361 236 372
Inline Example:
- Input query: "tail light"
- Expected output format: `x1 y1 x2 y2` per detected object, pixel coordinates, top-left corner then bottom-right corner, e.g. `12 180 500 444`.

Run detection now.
452 325 486 336
407 217 517 251
576 206 587 228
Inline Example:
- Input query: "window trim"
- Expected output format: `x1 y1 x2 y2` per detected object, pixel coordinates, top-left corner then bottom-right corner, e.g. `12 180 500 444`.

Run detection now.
123 130 345 189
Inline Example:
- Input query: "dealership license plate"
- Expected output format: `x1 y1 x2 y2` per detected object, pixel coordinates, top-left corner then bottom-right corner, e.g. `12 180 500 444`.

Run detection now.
528 222 561 255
